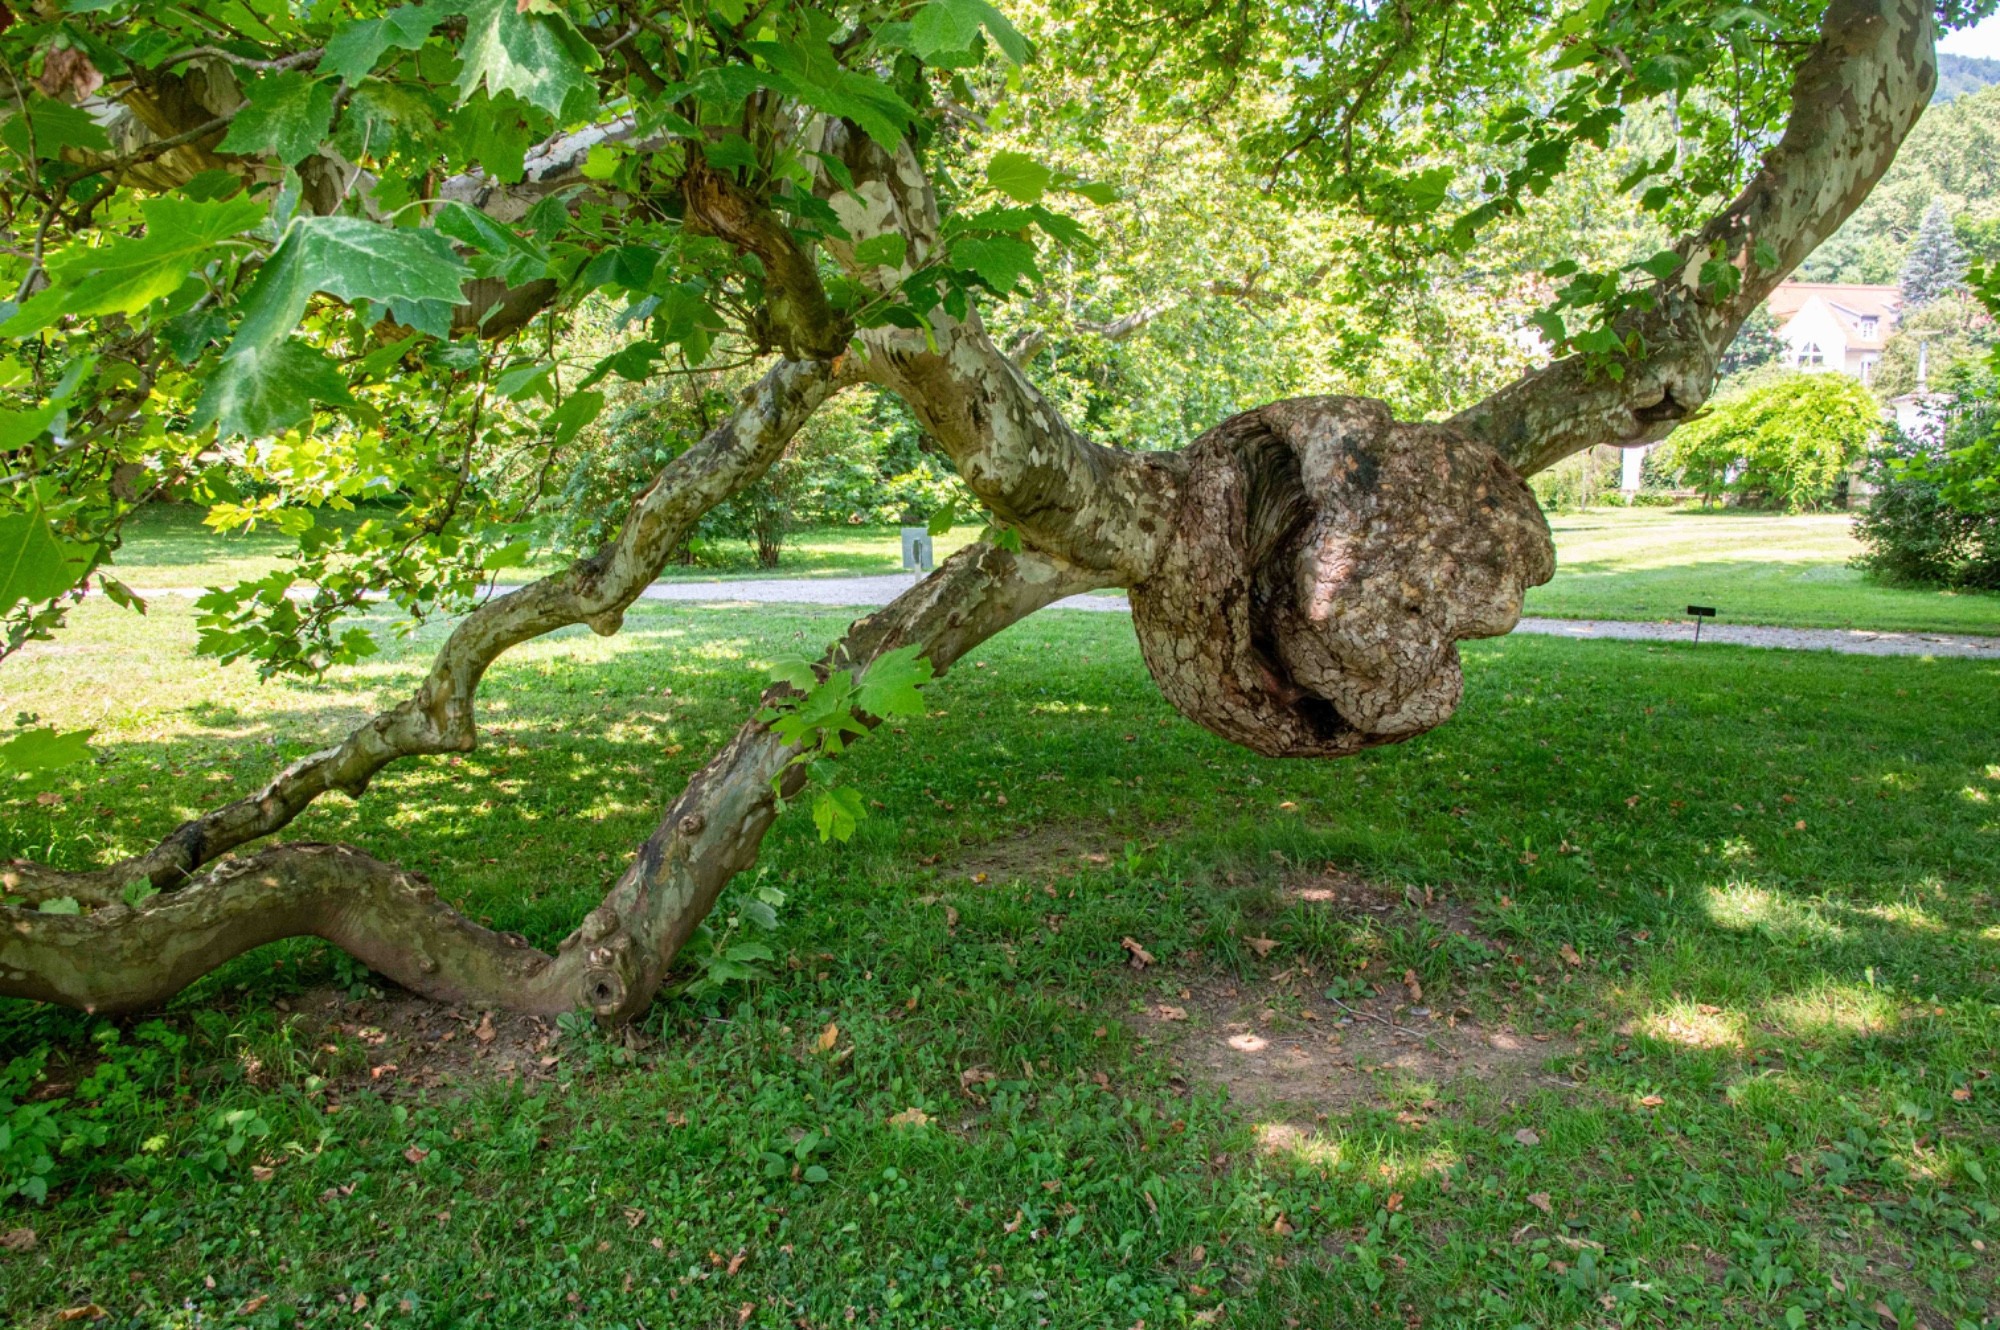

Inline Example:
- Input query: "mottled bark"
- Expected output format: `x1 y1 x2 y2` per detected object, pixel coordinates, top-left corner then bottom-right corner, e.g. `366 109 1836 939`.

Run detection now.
1131 398 1552 757
1 545 1106 1016
7 358 843 909
1453 0 1936 476
1 0 1941 1021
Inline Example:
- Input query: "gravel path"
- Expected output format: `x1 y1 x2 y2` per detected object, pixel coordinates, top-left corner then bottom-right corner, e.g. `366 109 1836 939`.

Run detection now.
120 576 2000 658
630 576 2000 657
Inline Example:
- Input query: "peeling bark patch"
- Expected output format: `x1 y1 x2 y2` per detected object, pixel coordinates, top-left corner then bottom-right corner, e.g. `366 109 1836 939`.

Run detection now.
1130 397 1553 758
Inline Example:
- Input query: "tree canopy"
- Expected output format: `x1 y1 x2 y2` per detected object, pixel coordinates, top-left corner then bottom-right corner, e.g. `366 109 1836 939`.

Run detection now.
0 0 1984 1019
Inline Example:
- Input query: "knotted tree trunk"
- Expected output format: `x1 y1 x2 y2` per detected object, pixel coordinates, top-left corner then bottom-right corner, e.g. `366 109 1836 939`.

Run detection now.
0 0 1938 1021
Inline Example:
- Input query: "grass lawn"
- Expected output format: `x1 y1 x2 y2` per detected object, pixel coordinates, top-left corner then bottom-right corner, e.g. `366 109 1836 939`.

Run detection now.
1526 507 2000 636
0 589 1995 1328
109 502 2000 636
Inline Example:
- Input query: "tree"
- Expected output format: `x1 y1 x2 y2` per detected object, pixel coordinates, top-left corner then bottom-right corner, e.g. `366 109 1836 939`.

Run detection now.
1718 304 1787 381
1655 371 1881 509
0 0 1967 1019
1901 197 1973 306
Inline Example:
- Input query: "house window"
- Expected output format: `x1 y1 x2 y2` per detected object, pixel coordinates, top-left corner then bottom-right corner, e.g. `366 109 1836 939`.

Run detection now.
1860 317 1878 339
1861 354 1878 385
1798 342 1824 367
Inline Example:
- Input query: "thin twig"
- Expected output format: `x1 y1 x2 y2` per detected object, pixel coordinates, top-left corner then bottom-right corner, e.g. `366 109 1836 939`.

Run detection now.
160 45 324 73
1324 995 1400 1033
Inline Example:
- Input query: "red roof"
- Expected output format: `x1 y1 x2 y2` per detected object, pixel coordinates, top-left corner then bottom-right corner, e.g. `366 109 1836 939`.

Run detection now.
1767 282 1900 350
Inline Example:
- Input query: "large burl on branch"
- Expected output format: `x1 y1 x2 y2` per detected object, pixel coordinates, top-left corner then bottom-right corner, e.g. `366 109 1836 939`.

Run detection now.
1131 398 1554 758
0 0 1942 1022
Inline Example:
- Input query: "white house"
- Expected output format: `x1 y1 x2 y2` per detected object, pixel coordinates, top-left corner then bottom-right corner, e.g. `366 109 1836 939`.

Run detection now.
1764 282 1900 385
1618 281 1902 492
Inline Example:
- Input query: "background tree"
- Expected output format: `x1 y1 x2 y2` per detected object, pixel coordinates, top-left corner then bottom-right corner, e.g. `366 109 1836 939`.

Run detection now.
1656 371 1881 509
1718 304 1788 381
1801 84 2000 280
1902 197 1974 306
0 0 1972 1020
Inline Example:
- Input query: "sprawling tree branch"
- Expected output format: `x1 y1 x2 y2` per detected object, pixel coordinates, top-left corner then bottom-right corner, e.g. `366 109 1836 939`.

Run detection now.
5 357 845 908
1 544 1108 1016
1452 0 1937 476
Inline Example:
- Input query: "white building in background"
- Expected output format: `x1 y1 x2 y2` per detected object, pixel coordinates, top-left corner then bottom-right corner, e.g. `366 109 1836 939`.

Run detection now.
1765 282 1901 384
1618 281 1903 493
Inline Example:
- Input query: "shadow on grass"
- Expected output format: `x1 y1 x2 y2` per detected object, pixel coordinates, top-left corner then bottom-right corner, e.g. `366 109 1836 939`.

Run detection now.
1 606 1994 1325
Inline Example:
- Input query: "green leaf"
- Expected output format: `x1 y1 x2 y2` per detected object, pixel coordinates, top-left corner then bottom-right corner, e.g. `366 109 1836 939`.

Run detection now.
455 0 601 120
0 508 92 615
909 0 1028 64
1069 181 1119 206
319 5 443 84
909 0 983 59
120 877 160 909
495 360 554 399
852 233 908 271
769 657 821 691
0 726 93 776
217 72 337 167
749 42 918 150
812 786 868 843
1753 237 1780 271
544 390 603 447
2 194 267 336
1634 249 1682 282
197 216 472 438
954 236 1038 293
986 151 1051 205
926 500 955 536
37 896 82 915
855 644 933 719
0 95 111 160
194 339 356 440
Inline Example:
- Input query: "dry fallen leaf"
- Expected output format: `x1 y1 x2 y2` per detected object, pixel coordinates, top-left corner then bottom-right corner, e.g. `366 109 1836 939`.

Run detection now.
1385 1192 1404 1213
887 1106 931 1128
1639 1095 1665 1108
1271 1213 1294 1236
1156 1004 1188 1021
726 1249 747 1275
1 1227 35 1252
816 1022 839 1053
1514 1128 1541 1147
250 1165 276 1183
474 1012 496 1043
944 905 959 929
1121 937 1155 968
56 1306 107 1322
1952 1087 1973 1102
239 1296 269 1315
1193 1310 1224 1325
1003 1210 1024 1233
1527 1192 1553 1214
1403 968 1423 1001
404 1146 429 1165
1245 936 1278 959
1559 943 1582 967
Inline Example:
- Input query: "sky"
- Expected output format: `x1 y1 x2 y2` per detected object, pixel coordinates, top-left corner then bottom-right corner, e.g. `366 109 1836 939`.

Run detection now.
1940 13 2000 59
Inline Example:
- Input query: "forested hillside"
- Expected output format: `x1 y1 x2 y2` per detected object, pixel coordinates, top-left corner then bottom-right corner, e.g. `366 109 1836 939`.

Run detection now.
1801 83 2000 280
1936 52 2000 99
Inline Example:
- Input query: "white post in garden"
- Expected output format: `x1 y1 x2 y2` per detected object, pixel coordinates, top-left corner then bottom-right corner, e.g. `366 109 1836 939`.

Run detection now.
1619 444 1647 493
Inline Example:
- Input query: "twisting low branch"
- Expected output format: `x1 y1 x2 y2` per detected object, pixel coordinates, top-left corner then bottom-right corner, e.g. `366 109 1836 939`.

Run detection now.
4 357 847 908
0 543 1111 1016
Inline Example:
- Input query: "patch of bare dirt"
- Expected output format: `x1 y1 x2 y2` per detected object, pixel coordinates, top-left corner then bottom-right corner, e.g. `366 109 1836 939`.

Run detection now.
942 820 1124 885
1134 868 1574 1116
276 987 628 1096
1135 978 1565 1115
